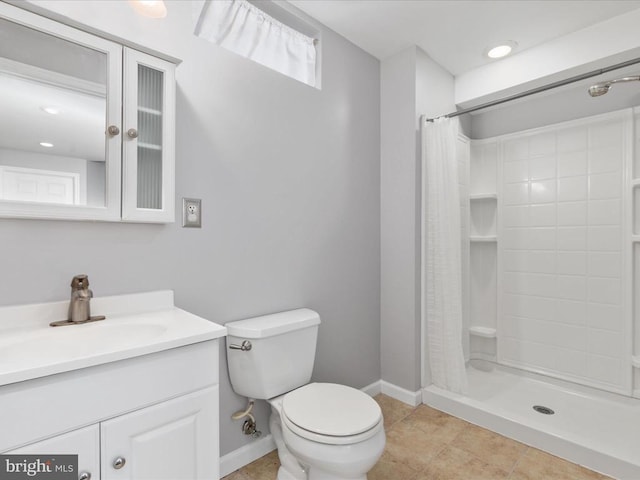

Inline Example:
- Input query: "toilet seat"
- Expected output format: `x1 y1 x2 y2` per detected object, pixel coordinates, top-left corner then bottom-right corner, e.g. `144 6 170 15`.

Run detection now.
281 383 382 445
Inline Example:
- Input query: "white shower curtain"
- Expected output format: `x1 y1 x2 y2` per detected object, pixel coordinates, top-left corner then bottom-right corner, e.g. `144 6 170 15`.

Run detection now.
422 117 468 394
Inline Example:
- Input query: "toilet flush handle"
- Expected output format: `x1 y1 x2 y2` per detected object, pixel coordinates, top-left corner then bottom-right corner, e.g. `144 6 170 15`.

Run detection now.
229 340 252 351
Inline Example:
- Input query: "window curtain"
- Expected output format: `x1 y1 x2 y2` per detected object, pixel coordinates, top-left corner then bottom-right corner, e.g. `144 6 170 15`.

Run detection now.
422 117 468 394
194 0 316 87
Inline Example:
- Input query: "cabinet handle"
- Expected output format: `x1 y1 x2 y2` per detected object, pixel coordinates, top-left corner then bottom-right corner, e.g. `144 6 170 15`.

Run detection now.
127 128 139 139
79 473 91 480
107 125 120 136
113 457 126 469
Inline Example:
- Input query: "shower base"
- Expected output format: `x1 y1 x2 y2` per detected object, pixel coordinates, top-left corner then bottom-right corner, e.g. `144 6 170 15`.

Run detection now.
422 360 640 480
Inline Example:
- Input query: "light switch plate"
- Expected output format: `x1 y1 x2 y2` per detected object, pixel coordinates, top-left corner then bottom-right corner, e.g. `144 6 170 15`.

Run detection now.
182 198 201 228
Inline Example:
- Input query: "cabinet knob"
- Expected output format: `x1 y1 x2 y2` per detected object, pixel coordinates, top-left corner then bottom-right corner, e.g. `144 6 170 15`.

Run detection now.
113 457 126 469
127 128 139 139
79 473 91 480
107 125 120 136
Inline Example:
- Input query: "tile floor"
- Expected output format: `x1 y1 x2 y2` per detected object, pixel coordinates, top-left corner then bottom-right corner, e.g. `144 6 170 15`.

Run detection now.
222 394 611 480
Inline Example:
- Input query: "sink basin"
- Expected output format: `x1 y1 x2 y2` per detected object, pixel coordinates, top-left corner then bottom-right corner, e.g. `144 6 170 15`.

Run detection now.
0 323 167 365
0 290 227 386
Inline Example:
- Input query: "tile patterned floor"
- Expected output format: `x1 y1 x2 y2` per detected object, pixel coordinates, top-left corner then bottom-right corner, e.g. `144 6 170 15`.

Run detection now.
223 394 611 480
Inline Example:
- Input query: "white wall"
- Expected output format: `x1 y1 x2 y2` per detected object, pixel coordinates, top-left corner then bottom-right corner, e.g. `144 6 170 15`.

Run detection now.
1 0 381 456
380 46 454 392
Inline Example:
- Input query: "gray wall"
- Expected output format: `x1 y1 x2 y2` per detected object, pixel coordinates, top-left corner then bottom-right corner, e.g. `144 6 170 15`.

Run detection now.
3 0 381 456
380 46 454 392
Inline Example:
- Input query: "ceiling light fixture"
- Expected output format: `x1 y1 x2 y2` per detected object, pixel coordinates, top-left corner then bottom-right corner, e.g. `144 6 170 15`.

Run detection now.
485 41 517 59
39 142 54 148
129 0 167 19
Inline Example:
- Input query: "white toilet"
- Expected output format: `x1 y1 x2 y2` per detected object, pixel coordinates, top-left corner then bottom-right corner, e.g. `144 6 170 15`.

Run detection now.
226 309 385 480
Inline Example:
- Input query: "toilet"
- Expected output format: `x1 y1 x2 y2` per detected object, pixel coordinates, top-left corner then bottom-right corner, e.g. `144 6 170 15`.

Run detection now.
226 309 385 480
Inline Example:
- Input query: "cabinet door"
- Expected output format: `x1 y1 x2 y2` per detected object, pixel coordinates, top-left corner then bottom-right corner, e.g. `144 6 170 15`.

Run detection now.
101 386 219 480
121 48 175 223
7 425 100 480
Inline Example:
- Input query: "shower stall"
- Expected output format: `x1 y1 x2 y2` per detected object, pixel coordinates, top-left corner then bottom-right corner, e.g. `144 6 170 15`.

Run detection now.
422 65 640 480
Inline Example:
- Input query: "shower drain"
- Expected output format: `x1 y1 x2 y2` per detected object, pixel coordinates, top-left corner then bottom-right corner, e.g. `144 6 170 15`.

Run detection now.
533 405 555 415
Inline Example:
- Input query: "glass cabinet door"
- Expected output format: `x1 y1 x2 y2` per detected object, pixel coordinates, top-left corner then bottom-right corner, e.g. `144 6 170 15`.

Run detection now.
122 48 175 223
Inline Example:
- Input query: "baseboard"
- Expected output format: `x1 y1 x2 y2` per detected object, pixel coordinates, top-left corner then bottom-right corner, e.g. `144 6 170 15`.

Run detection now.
380 380 422 406
361 379 382 397
219 434 276 477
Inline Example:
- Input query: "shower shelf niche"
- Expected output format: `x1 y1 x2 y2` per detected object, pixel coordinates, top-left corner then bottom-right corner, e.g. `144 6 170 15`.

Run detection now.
470 193 497 200
469 326 497 338
470 235 497 242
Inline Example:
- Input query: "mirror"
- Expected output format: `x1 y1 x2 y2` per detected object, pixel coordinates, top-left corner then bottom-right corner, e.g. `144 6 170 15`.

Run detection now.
0 16 107 207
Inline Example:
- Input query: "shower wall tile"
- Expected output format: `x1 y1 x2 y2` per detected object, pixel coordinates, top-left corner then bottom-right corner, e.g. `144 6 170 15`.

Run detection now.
557 252 587 275
530 180 556 203
503 138 528 161
504 182 529 205
557 151 587 177
556 299 587 326
589 146 622 174
528 227 556 250
530 204 556 226
589 172 621 200
588 226 621 251
588 252 621 277
529 156 556 180
587 303 622 331
503 206 529 227
588 277 621 305
504 160 528 183
529 132 556 156
527 251 556 274
557 202 587 225
589 122 623 148
557 127 588 152
588 199 621 225
557 227 587 250
588 328 624 358
558 176 587 202
494 113 628 395
556 275 587 301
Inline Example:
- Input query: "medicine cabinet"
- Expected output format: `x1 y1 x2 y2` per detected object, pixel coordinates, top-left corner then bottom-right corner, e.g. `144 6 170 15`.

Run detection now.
0 3 176 223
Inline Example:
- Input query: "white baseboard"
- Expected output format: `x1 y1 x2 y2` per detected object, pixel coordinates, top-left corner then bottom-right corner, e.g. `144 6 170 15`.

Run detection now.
361 379 382 397
219 433 276 477
219 380 422 475
380 380 422 406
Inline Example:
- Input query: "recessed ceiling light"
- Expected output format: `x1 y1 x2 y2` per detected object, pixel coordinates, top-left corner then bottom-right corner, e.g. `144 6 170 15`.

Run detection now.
41 106 60 115
39 142 54 148
129 0 167 18
485 41 517 59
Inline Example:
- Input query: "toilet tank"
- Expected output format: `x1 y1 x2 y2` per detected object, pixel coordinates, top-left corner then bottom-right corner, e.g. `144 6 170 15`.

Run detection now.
225 308 320 400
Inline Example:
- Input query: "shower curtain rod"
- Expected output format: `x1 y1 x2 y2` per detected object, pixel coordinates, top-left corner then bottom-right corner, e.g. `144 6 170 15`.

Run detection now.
424 56 640 122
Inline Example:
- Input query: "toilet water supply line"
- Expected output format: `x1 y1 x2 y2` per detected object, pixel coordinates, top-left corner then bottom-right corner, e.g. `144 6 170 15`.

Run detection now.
232 399 261 437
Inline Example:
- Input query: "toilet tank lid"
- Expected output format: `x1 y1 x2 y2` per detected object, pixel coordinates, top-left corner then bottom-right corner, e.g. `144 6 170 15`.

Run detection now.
225 308 320 339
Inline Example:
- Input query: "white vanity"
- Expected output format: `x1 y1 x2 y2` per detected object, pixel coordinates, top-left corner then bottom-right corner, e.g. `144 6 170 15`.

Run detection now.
0 291 226 480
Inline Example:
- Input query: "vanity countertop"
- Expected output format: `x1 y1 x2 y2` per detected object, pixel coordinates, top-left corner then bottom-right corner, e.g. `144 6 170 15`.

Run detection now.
0 290 226 386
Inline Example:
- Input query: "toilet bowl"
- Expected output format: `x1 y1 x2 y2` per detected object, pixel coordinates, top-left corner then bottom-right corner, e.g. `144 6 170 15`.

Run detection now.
270 383 385 480
225 309 386 480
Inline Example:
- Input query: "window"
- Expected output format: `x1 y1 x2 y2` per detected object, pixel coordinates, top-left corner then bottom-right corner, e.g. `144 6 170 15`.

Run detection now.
194 0 319 88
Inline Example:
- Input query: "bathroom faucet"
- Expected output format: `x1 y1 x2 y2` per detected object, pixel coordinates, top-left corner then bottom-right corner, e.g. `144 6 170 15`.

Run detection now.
68 274 92 323
50 274 106 327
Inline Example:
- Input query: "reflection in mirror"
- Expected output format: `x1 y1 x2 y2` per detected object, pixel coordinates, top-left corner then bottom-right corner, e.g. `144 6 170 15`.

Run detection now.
0 17 107 207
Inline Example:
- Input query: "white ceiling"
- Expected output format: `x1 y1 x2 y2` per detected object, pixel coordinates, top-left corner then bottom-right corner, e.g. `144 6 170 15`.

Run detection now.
289 0 640 75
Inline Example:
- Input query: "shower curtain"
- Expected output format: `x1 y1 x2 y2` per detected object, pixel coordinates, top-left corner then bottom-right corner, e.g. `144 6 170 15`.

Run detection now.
422 117 468 394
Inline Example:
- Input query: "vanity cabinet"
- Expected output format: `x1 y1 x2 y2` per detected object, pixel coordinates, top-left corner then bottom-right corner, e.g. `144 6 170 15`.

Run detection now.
1 341 221 480
0 3 176 223
8 388 218 480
